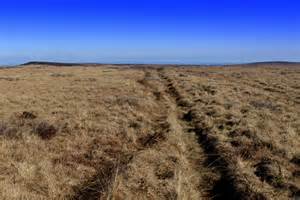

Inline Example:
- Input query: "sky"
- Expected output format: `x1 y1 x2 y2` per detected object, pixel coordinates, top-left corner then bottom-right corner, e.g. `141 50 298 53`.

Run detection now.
0 0 300 65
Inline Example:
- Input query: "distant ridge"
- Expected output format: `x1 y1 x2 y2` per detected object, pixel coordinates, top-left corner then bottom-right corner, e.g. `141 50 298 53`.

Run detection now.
21 61 96 66
20 61 200 68
0 65 16 68
226 61 300 67
21 61 300 67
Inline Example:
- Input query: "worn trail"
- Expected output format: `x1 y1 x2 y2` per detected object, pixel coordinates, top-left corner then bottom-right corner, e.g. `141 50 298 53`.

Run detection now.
157 69 267 200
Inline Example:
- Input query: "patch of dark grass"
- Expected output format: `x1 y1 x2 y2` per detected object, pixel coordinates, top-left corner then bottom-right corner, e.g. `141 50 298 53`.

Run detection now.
250 100 280 111
254 157 285 188
33 121 57 140
291 154 300 166
155 164 175 180
50 73 73 78
18 111 37 119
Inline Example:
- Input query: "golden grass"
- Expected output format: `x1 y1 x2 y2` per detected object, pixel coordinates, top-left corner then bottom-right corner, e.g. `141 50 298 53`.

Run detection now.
161 65 300 199
0 64 299 199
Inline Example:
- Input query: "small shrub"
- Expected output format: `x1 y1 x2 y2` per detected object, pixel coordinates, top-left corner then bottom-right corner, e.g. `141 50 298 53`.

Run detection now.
18 111 37 119
34 121 57 139
50 73 73 78
129 121 141 129
291 154 300 166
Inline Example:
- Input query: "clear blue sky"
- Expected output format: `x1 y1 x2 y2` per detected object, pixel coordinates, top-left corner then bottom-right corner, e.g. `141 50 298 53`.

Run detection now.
0 0 299 64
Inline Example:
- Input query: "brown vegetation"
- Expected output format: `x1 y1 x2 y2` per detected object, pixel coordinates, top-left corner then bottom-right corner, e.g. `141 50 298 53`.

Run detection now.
0 63 299 199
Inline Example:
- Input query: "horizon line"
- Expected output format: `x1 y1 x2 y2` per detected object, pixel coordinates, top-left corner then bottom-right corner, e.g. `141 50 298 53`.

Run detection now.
0 60 300 67
0 60 296 67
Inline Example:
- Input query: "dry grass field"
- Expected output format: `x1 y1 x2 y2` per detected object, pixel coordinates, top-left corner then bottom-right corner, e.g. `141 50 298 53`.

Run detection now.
0 63 299 199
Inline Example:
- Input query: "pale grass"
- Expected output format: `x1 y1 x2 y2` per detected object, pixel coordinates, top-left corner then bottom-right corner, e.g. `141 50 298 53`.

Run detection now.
0 64 299 199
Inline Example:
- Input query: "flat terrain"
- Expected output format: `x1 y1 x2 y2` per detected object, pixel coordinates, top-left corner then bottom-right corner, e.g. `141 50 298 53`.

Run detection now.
0 63 299 199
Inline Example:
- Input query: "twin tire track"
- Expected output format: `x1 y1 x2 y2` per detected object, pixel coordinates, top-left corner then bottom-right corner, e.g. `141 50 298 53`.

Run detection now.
138 69 204 199
156 69 267 200
71 68 268 199
71 69 197 200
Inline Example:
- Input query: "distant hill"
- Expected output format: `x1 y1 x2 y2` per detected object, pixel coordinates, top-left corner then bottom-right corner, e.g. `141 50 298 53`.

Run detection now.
20 61 194 68
226 61 300 67
21 61 95 66
0 65 17 68
21 61 300 68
